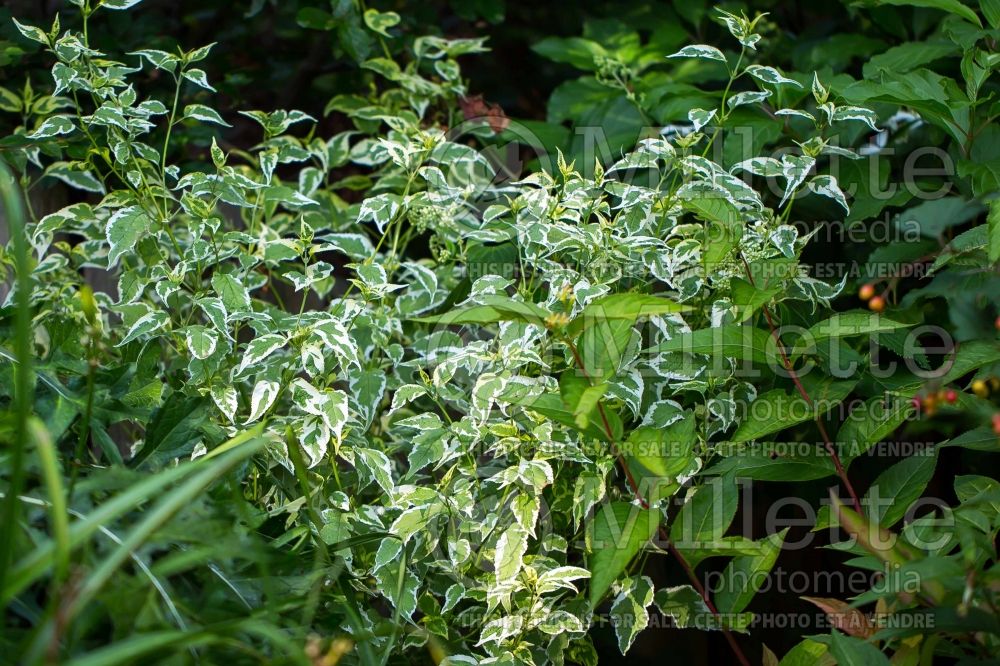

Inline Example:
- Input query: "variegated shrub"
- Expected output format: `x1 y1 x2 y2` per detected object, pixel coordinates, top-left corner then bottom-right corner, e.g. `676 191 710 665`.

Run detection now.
3 3 1000 665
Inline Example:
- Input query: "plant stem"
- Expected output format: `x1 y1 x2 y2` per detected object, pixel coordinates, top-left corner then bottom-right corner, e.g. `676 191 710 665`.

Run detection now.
739 252 863 513
562 336 751 666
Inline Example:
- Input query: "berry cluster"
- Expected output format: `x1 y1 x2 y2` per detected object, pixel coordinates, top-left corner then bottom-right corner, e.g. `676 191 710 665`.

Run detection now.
910 388 958 418
911 378 1000 435
858 283 885 312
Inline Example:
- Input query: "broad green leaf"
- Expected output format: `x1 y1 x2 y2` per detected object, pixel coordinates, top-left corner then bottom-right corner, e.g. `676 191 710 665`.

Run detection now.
647 325 774 364
587 502 659 607
578 316 632 381
864 453 937 527
131 394 208 466
802 312 914 347
825 630 890 665
708 443 836 481
839 397 916 467
558 369 608 429
715 528 788 614
730 278 779 323
414 295 550 326
567 293 689 337
942 427 999 451
670 477 738 546
624 415 695 480
532 36 607 71
777 639 830 666
984 0 1000 27
731 380 857 443
876 0 982 27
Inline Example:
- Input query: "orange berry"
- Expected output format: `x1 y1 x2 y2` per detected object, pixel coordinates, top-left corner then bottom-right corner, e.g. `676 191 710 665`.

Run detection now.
993 413 1000 435
859 284 875 301
995 315 1000 331
868 296 886 313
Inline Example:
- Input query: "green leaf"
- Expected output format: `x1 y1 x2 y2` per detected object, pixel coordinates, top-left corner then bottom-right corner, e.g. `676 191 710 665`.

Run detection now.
983 0 1000 27
558 370 608 429
825 630 890 665
117 311 169 347
567 293 689 337
510 391 621 442
183 103 231 126
988 198 1000 263
864 453 937 527
532 36 607 71
211 273 250 312
131 394 208 466
670 478 738 546
647 325 774 364
715 528 788 614
875 0 982 27
839 397 916 467
730 278 779 323
0 86 21 113
587 502 659 607
363 9 401 37
413 295 550 326
106 206 151 266
610 576 654 654
653 585 713 629
296 7 336 30
184 326 218 360
495 523 529 585
578 316 632 382
803 312 914 346
708 443 836 481
624 415 696 480
236 333 287 375
731 380 857 443
777 639 829 665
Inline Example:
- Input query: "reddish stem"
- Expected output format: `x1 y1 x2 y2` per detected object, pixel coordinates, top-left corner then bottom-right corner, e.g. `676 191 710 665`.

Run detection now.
741 254 863 514
563 337 751 666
